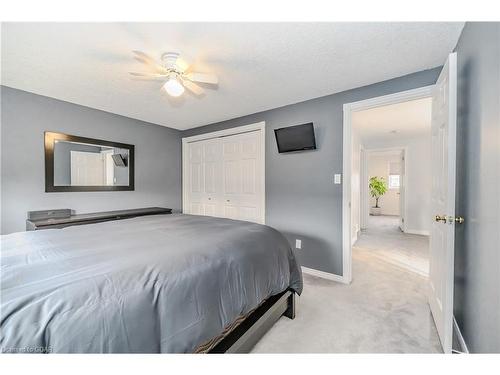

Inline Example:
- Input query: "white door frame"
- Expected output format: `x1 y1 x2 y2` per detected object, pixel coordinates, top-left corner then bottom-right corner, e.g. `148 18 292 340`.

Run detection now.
359 146 368 230
362 146 409 233
182 121 266 224
342 85 434 284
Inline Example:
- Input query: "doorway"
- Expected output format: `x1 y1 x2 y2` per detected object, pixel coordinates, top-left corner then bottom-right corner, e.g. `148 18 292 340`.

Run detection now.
342 86 442 352
353 96 433 277
343 53 458 353
342 86 434 283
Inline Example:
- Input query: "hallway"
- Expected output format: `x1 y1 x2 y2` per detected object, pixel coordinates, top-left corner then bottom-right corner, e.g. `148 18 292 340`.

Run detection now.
251 215 441 353
355 215 429 276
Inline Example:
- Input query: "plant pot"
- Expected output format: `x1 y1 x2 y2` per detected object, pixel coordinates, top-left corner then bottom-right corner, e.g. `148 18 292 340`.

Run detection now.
370 207 382 216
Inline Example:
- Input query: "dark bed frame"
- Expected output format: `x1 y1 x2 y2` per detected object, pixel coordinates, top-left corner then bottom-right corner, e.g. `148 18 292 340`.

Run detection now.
209 290 296 353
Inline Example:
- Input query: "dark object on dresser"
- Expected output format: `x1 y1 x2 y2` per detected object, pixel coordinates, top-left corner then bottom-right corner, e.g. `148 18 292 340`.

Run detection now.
26 207 172 231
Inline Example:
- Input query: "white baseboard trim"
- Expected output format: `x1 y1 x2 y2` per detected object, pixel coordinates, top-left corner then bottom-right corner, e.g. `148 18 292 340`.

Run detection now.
405 229 430 236
453 316 469 354
301 266 349 284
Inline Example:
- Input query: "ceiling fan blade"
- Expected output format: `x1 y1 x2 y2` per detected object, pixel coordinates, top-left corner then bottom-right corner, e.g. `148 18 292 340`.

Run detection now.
129 72 166 78
132 50 157 63
132 51 166 73
129 72 167 82
182 79 204 96
185 72 218 85
175 57 190 72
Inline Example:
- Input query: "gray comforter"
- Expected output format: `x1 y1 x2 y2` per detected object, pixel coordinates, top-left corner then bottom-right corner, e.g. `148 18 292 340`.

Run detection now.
0 214 302 353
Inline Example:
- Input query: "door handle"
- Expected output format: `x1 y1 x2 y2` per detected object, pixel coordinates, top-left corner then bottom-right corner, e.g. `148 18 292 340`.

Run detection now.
434 215 465 224
434 215 447 223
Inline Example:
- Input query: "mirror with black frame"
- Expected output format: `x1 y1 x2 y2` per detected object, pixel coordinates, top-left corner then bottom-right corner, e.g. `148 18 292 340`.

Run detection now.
45 132 135 192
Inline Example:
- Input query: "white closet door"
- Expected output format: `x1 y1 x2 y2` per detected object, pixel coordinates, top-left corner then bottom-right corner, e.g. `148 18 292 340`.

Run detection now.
203 139 223 217
184 128 264 224
222 131 263 223
187 139 223 216
187 141 204 215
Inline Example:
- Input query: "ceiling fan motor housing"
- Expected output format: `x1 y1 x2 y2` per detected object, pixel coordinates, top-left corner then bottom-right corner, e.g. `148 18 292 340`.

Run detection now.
161 52 181 70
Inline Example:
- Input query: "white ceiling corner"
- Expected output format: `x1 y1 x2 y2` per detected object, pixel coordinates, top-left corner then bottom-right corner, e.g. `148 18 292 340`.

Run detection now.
1 22 464 130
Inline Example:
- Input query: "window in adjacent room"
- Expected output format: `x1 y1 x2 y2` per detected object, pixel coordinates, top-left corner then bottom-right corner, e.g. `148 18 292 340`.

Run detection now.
388 161 401 189
388 174 400 189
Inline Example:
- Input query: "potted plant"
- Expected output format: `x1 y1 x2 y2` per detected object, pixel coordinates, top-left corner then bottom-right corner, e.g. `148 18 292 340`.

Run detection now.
369 176 387 216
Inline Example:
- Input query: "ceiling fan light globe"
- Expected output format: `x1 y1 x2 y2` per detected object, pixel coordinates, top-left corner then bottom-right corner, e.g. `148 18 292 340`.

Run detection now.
163 78 185 97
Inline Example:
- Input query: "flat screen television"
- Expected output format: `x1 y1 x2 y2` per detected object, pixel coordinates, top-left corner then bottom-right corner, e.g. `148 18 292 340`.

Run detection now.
111 154 127 167
274 123 316 153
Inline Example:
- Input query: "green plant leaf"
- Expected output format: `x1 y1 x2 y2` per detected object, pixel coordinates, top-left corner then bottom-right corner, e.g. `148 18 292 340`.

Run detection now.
369 176 388 201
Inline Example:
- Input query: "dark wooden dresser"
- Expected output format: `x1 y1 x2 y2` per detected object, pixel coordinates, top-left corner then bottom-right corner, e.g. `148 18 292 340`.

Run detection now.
26 207 172 231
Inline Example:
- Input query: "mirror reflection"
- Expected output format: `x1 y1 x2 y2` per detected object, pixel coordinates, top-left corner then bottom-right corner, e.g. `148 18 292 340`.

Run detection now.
53 140 130 187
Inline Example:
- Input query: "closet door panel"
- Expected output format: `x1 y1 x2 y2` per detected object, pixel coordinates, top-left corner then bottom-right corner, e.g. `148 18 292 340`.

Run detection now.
204 160 218 194
188 142 204 215
222 131 262 223
185 128 263 223
190 163 203 193
190 202 203 215
203 139 223 217
204 203 218 216
239 206 258 221
223 205 239 220
241 159 256 194
224 160 242 194
186 139 223 217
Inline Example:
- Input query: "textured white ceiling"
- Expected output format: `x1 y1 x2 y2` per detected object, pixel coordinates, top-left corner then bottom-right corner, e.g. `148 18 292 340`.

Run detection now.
352 97 432 144
1 23 463 130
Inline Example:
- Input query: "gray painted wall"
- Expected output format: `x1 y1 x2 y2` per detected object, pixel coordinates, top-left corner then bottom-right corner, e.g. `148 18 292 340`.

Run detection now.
1 86 182 234
183 68 441 276
454 22 500 353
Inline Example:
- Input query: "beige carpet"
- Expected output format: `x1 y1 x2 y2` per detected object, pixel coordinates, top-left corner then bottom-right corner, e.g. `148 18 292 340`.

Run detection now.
355 215 430 277
251 216 441 353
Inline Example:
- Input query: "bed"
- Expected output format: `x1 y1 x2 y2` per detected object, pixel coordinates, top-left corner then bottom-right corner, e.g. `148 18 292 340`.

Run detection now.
0 213 302 353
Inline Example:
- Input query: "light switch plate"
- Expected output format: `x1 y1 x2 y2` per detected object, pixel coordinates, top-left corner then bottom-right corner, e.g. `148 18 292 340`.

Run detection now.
334 174 342 184
295 239 302 249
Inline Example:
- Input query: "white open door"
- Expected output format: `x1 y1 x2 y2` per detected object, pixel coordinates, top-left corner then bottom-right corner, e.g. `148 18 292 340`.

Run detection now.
70 151 105 186
428 52 457 354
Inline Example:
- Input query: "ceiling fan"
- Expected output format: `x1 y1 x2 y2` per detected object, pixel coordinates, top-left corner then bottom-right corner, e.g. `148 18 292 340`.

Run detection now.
129 51 218 97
